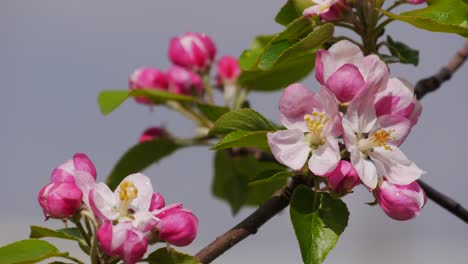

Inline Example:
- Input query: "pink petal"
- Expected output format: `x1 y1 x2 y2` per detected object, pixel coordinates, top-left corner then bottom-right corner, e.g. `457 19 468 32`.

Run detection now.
325 63 365 103
267 130 311 170
73 153 97 179
279 83 316 131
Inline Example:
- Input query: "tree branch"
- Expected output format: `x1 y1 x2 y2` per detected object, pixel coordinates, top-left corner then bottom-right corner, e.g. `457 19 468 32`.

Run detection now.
415 41 468 100
417 180 468 223
195 178 302 264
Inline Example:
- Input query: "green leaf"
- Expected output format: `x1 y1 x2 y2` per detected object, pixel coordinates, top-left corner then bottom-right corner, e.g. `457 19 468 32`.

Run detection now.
146 247 201 264
196 103 229 122
212 151 286 214
239 34 277 71
211 131 270 152
209 109 276 135
275 0 314 26
385 36 419 66
290 185 349 264
238 19 334 91
380 0 468 37
249 171 294 186
30 226 83 242
106 139 181 190
0 239 68 264
98 89 195 115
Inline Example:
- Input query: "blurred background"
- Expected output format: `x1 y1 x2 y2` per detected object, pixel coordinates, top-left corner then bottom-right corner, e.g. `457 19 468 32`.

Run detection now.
2 1 467 263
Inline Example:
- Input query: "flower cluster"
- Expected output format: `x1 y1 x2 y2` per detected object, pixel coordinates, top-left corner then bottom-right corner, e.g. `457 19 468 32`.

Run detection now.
267 40 426 221
129 32 241 106
38 153 198 264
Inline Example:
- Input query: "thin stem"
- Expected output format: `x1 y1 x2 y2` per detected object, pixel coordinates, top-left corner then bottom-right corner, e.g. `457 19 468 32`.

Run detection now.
378 0 404 20
232 88 248 110
74 219 91 246
166 100 212 127
62 254 85 264
202 73 215 104
334 22 359 33
81 210 100 264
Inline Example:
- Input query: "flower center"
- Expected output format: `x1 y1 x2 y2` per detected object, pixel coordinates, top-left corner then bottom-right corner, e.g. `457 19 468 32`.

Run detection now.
359 129 396 152
304 111 329 146
117 181 138 218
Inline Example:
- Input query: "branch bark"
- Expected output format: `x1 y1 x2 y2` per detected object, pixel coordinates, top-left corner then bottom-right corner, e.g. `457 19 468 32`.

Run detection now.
415 41 468 99
195 178 302 264
417 180 468 223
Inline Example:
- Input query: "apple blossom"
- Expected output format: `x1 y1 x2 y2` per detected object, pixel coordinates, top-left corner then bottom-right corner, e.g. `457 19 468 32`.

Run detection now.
168 32 217 72
375 179 427 221
374 78 422 126
303 0 348 21
38 182 83 219
216 55 241 84
315 40 389 104
154 203 198 247
323 160 360 194
129 67 169 105
342 83 425 189
167 66 204 96
97 221 148 264
267 84 342 175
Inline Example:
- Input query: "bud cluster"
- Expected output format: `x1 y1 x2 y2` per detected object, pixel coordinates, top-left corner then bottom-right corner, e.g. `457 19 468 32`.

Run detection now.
38 153 198 264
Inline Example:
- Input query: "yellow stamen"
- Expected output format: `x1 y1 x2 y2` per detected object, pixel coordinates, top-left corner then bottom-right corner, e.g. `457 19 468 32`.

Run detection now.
117 181 138 218
371 129 396 151
304 111 329 145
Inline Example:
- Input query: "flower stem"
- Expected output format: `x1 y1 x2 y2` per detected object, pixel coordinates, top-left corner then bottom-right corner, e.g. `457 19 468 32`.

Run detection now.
62 254 85 264
202 73 215 104
166 100 213 128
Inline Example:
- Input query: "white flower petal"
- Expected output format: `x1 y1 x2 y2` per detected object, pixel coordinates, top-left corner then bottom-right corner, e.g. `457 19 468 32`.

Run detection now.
308 137 340 175
351 149 378 189
74 171 96 207
116 173 154 212
267 130 311 170
369 147 425 185
90 183 120 220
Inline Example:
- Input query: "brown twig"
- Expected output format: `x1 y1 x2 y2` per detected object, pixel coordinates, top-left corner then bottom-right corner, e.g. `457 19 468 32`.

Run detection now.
195 178 302 264
415 41 468 100
417 180 468 223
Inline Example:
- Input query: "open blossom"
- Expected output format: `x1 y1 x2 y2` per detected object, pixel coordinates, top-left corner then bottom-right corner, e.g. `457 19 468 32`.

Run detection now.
375 179 427 221
129 67 169 105
97 221 148 264
315 40 389 104
169 32 217 72
374 78 422 126
167 66 204 96
303 0 348 21
267 84 342 175
342 84 425 190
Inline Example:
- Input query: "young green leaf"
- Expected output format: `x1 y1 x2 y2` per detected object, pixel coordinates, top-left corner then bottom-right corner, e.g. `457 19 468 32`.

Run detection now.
30 226 83 242
249 171 294 187
239 34 277 71
290 185 349 264
212 151 286 214
209 109 276 135
275 0 314 26
106 139 181 190
0 239 68 264
385 36 419 66
380 0 468 37
211 131 270 152
146 247 201 264
196 103 229 122
98 89 195 115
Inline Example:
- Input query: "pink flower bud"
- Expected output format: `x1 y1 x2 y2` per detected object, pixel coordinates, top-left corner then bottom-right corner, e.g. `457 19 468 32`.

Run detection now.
167 66 204 95
38 182 83 219
303 0 349 22
323 160 360 194
155 204 198 247
406 0 426 4
73 153 97 180
375 180 427 221
149 192 166 211
139 127 166 143
169 32 217 72
97 221 148 264
216 55 241 84
129 67 169 105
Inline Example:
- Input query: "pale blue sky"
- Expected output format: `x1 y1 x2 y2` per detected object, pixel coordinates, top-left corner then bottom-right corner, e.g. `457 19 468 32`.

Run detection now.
2 1 467 263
